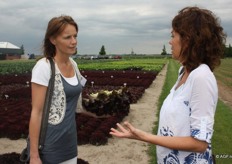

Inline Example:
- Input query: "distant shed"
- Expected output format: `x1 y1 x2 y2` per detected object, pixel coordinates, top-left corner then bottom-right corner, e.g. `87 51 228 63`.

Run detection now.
0 42 22 60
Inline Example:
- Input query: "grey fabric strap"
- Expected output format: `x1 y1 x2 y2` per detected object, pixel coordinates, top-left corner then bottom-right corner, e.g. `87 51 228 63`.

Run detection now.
39 57 55 150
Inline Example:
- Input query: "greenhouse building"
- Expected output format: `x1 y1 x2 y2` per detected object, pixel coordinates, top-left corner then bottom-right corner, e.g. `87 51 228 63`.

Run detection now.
0 42 22 60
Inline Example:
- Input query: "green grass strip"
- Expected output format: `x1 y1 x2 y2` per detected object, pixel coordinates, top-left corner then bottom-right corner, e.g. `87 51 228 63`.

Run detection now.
148 59 180 163
212 100 232 164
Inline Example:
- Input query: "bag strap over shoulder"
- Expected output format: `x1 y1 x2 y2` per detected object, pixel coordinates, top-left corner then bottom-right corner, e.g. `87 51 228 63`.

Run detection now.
39 57 55 150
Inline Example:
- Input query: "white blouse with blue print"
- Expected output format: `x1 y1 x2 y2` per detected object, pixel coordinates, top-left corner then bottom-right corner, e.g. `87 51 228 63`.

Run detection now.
157 64 218 164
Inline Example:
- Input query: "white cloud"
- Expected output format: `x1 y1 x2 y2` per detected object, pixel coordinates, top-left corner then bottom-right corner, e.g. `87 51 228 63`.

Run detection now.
0 0 231 55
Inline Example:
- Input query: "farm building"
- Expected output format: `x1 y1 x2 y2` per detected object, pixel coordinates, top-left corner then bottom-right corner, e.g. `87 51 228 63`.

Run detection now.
0 42 23 60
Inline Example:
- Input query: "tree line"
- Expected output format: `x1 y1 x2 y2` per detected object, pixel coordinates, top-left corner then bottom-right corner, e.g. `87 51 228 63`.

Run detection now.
98 44 232 57
224 44 232 57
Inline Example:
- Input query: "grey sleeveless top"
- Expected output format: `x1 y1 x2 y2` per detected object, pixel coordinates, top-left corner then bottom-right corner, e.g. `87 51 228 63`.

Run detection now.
41 75 82 164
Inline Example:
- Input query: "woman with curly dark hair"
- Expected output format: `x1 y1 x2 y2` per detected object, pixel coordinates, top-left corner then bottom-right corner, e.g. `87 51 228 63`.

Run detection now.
110 6 226 163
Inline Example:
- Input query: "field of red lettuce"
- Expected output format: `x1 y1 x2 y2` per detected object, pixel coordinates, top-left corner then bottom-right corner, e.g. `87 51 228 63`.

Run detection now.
0 70 158 146
0 58 166 163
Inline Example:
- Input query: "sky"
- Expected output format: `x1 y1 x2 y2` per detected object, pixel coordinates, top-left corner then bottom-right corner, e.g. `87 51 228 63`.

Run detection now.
0 0 232 55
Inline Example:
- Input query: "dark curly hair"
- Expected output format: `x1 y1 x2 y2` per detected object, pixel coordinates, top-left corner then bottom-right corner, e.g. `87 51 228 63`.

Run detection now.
43 15 78 58
172 6 227 72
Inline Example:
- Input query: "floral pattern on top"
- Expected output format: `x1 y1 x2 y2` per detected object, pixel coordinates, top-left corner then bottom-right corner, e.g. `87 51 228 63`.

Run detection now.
48 74 66 125
161 143 213 164
184 151 213 164
160 126 174 137
163 150 180 164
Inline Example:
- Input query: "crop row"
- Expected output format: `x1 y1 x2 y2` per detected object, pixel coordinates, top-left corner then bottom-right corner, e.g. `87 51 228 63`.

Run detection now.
0 70 158 145
0 58 166 75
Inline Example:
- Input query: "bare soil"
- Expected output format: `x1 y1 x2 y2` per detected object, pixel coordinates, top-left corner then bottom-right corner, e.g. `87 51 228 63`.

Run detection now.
0 64 231 164
217 80 232 109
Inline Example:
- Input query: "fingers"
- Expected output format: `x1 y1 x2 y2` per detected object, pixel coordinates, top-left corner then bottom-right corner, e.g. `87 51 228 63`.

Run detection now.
110 121 141 140
109 127 125 138
109 128 119 135
123 121 133 130
116 123 129 133
109 122 133 138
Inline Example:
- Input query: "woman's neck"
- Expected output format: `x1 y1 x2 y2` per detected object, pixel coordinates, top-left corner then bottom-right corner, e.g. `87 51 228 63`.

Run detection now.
54 55 70 66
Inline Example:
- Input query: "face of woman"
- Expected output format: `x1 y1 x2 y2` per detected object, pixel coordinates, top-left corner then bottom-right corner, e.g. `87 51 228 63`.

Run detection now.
52 24 77 56
169 30 182 60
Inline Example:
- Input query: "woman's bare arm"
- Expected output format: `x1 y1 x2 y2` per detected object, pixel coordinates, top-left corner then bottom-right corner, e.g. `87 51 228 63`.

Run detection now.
110 122 208 153
29 83 47 162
